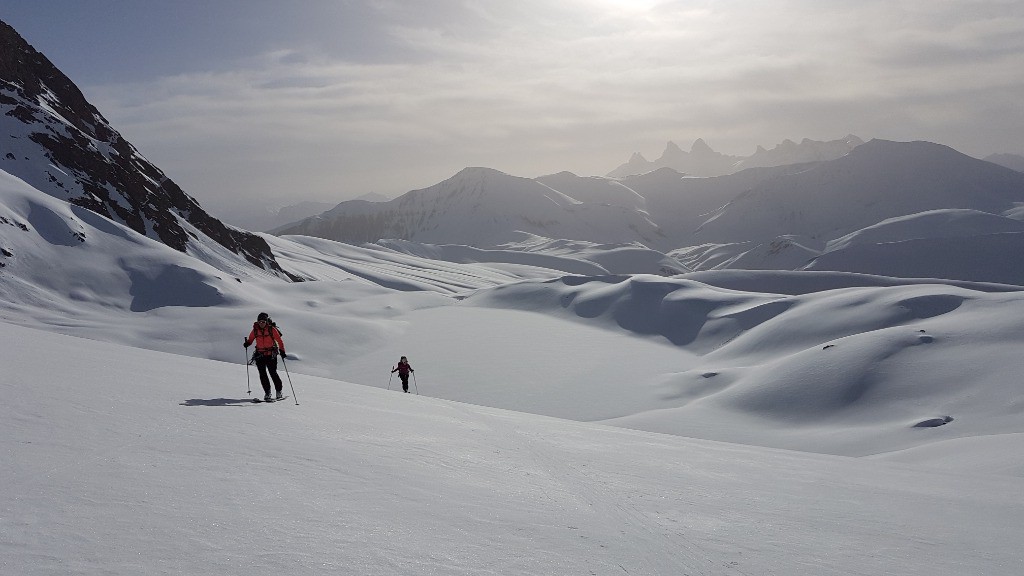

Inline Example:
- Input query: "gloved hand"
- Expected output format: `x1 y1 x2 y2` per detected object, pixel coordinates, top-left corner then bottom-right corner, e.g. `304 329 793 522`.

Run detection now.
243 339 250 348
280 351 288 359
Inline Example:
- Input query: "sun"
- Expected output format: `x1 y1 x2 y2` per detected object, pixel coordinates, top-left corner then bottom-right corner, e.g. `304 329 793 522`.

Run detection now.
593 0 664 13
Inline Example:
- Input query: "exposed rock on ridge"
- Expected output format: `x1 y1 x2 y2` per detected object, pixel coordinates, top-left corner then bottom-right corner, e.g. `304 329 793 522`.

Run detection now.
608 135 863 178
0 19 293 278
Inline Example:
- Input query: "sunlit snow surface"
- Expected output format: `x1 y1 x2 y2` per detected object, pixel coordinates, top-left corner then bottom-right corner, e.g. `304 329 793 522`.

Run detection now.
3 169 1024 574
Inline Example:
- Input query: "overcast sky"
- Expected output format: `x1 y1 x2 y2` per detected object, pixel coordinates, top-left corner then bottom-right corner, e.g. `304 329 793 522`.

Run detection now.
5 0 1023 211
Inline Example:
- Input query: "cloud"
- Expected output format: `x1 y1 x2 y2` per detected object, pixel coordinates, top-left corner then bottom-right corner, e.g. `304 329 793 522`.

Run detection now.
75 0 1024 209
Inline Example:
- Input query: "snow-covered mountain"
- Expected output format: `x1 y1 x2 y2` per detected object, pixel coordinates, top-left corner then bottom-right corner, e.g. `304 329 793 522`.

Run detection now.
276 138 1024 285
684 140 1024 278
606 138 741 178
273 167 684 269
274 161 811 253
694 139 1024 244
212 200 338 233
985 152 1024 173
0 20 292 278
606 135 863 178
733 134 865 171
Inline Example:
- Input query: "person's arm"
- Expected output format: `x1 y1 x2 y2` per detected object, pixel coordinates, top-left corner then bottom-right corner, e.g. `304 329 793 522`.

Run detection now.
273 328 286 356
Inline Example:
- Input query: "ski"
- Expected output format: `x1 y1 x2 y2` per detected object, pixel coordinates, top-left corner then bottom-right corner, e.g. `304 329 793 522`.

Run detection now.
252 395 288 403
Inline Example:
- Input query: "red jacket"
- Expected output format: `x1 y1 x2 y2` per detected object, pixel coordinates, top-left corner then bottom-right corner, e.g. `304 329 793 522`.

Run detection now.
393 360 413 376
246 322 285 356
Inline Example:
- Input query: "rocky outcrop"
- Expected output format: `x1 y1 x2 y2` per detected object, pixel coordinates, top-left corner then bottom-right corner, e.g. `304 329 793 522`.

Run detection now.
0 19 295 278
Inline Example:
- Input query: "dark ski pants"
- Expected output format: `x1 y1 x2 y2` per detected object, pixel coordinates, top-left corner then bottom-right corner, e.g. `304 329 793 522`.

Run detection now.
254 354 283 395
399 374 410 392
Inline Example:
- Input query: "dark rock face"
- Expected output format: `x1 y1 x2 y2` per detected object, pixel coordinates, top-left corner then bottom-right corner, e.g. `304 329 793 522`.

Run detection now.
0 19 296 279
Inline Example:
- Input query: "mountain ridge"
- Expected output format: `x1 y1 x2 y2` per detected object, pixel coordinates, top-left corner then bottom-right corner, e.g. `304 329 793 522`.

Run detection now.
275 166 670 252
606 134 864 178
274 139 1024 284
0 19 295 279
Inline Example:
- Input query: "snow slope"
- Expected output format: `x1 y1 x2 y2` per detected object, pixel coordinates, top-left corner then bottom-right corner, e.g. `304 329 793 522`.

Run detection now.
4 168 1024 471
5 153 1024 573
5 323 1023 576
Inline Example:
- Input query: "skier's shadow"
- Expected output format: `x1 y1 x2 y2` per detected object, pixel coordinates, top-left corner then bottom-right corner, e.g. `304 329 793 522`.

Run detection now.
181 397 255 407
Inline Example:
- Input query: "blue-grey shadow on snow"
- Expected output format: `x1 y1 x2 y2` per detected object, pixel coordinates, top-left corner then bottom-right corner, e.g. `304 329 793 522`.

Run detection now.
128 264 225 312
27 202 85 246
180 398 255 407
566 276 794 347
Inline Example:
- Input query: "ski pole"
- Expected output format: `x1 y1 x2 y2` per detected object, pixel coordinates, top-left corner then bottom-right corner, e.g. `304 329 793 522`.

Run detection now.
281 356 299 405
412 372 419 395
388 369 394 390
244 342 251 395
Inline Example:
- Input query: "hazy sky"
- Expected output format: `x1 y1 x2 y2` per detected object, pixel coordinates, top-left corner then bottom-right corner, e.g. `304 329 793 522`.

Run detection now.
5 0 1023 211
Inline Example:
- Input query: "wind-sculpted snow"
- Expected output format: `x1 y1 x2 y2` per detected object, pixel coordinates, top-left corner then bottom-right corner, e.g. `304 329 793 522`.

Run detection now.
463 274 986 356
681 269 1024 295
807 232 1024 285
4 167 1024 474
796 209 1024 284
378 234 689 276
126 264 227 312
463 274 1024 460
273 234 566 292
824 209 1024 252
0 171 251 317
6 323 1023 575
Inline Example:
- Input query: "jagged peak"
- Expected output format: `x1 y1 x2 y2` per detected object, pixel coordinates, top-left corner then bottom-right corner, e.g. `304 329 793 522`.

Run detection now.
691 138 714 154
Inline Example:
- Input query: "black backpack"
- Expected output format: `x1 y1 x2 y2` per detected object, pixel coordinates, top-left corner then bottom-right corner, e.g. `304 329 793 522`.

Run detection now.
265 318 282 336
253 317 282 336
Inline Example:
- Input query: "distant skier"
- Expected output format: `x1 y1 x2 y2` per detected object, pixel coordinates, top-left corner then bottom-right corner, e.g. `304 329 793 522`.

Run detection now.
244 312 287 402
391 356 414 393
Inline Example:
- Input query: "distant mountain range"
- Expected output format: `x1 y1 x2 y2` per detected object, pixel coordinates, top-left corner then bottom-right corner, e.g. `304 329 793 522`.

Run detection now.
4 16 1024 286
606 135 865 178
985 153 1024 173
209 192 390 232
275 138 1024 283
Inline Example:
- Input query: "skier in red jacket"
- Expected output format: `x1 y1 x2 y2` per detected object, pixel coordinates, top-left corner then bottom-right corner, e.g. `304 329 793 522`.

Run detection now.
244 312 287 401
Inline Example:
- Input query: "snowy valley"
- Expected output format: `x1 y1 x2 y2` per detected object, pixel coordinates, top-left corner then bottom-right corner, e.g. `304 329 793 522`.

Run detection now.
3 16 1024 576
